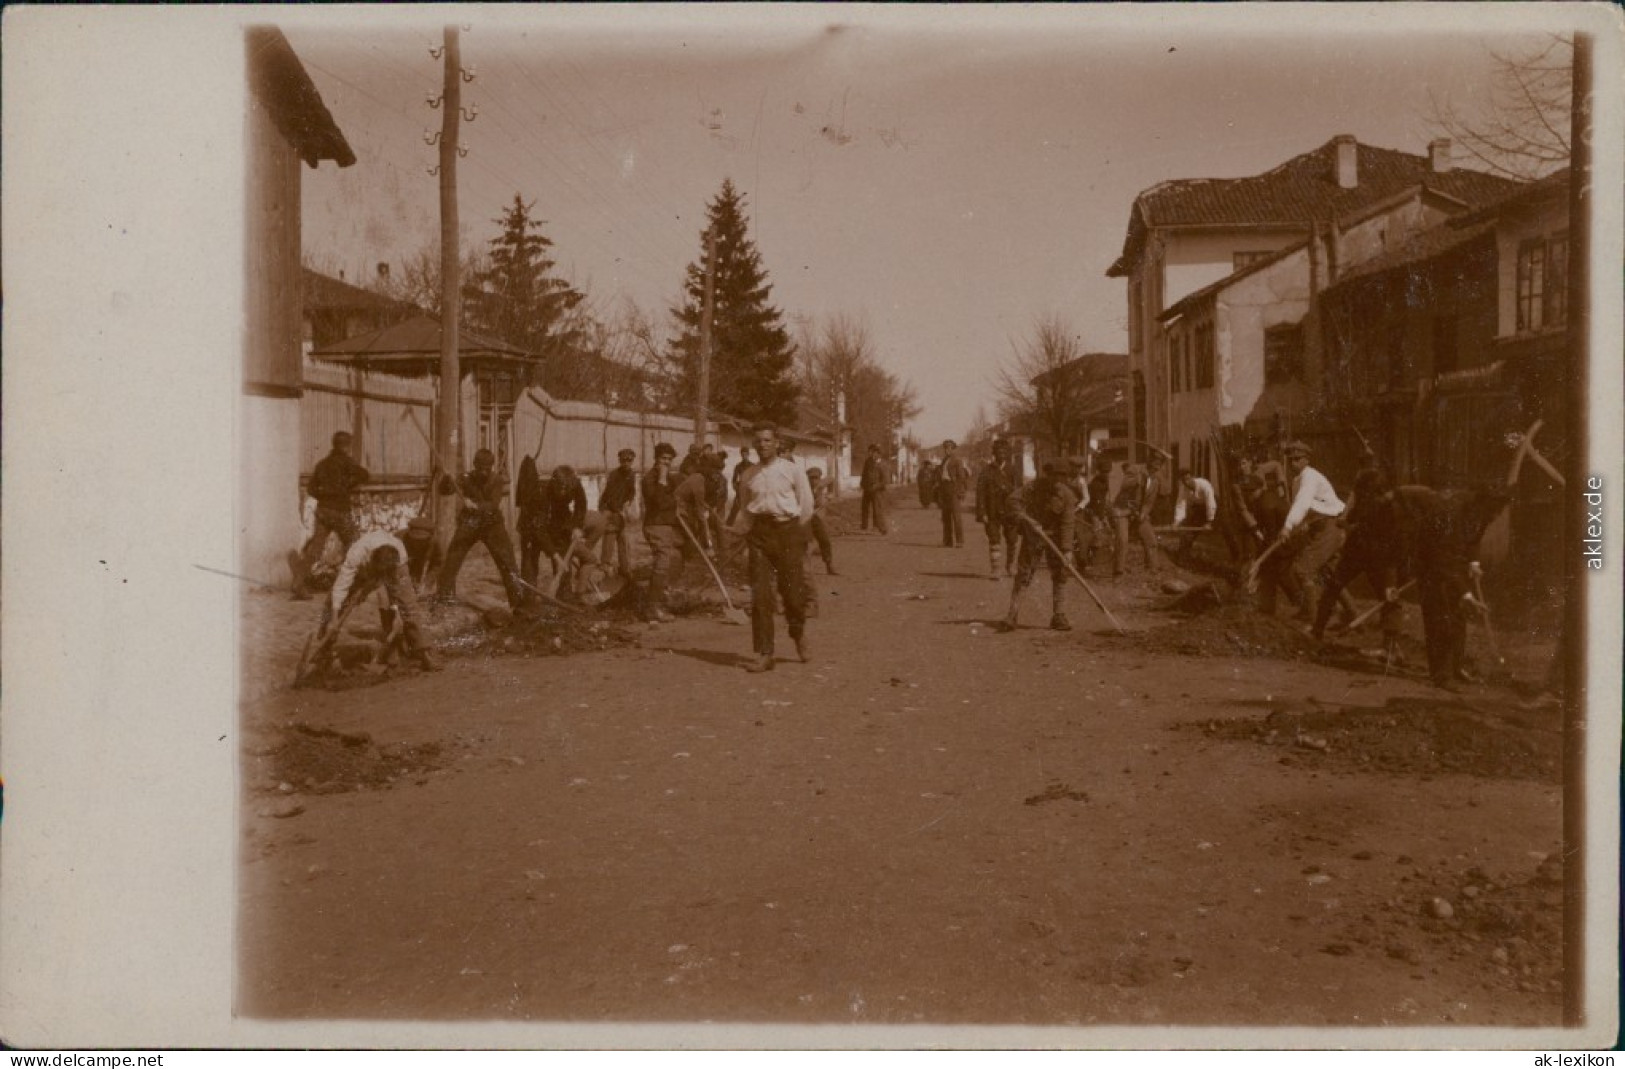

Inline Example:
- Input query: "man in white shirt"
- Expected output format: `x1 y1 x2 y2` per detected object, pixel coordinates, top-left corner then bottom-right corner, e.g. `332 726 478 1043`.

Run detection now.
1268 440 1345 624
323 529 439 673
1172 469 1219 556
732 424 816 672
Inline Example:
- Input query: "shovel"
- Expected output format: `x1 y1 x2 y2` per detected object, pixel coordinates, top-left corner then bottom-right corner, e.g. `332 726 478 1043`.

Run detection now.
1021 517 1127 635
677 515 749 625
1338 579 1417 633
1244 538 1286 594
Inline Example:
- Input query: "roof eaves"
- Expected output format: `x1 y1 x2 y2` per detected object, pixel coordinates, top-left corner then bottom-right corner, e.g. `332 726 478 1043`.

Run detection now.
246 26 356 169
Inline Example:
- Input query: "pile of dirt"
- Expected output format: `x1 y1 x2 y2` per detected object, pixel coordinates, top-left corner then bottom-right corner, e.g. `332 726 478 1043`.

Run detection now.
1180 696 1560 782
263 722 447 796
1331 851 1564 999
1131 603 1320 660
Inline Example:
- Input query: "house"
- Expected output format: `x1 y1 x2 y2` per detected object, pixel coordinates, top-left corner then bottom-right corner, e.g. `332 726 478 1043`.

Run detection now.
243 27 354 583
302 267 414 355
1027 351 1130 465
1108 135 1520 478
1316 168 1572 589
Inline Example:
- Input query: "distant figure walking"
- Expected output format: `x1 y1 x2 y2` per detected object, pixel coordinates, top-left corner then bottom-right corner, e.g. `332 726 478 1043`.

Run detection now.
860 444 890 534
974 438 1023 578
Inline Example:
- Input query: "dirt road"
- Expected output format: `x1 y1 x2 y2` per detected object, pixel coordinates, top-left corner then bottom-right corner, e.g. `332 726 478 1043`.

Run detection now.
238 495 1563 1031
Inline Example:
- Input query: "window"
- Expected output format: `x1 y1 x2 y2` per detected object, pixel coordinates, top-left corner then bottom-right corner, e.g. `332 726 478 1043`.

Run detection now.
1545 231 1568 329
1516 233 1568 334
1264 324 1304 384
1233 250 1272 272
1193 323 1215 389
1128 278 1143 355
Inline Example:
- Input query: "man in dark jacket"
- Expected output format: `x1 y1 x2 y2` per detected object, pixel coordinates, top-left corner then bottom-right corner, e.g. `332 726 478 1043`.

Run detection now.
999 460 1079 632
1311 465 1411 650
292 430 370 599
860 444 890 534
936 440 972 547
435 448 525 610
974 438 1023 579
598 448 639 578
1402 484 1510 689
537 465 589 578
641 442 683 622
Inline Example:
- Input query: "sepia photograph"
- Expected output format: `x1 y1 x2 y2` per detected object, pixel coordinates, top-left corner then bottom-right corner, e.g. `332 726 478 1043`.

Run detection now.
3 2 1622 1053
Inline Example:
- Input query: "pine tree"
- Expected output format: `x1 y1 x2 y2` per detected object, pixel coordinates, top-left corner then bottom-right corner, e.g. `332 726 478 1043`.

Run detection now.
668 180 799 427
463 195 588 361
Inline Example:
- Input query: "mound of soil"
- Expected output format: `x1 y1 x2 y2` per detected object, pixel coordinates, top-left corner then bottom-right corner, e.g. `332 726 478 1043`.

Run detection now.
263 723 447 796
1180 697 1560 782
1132 603 1320 660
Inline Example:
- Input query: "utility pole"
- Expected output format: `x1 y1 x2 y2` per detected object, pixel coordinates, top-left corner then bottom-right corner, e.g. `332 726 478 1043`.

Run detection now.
433 25 463 557
1562 29 1592 1030
694 228 717 445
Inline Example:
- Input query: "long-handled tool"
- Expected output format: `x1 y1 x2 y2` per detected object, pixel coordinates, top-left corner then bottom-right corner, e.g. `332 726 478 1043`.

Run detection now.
1342 579 1417 632
1244 538 1286 594
1020 517 1127 635
293 593 365 688
677 515 749 625
1468 571 1505 667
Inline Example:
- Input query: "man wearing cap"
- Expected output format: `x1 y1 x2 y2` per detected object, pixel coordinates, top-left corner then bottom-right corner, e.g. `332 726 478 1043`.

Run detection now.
733 424 816 672
936 440 972 548
1111 453 1168 576
323 528 439 672
974 439 1024 579
292 430 370 599
435 448 526 610
1266 440 1345 624
860 443 891 535
598 448 639 578
999 459 1079 632
640 442 683 622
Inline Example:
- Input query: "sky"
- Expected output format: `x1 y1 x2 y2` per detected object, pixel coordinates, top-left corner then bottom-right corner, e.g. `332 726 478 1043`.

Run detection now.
284 5 1570 444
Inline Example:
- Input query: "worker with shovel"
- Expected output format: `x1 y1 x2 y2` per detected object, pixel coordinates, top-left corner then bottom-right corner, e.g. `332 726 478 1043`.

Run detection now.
998 460 1079 633
1310 465 1410 655
1254 441 1344 623
301 531 439 684
435 448 527 613
733 423 816 672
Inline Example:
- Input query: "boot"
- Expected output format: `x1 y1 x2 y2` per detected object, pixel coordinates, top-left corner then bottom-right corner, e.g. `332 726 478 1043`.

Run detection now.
1050 613 1073 632
745 654 774 673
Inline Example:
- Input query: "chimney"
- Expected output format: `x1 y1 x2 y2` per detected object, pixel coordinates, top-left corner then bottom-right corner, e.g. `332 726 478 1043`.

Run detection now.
1429 138 1453 173
1333 135 1358 189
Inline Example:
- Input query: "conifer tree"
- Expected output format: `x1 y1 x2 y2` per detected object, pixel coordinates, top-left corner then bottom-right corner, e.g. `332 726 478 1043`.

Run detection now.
464 195 588 361
667 180 799 426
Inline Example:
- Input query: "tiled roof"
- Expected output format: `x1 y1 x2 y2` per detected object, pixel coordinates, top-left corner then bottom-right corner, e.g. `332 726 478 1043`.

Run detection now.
1031 352 1129 387
311 315 536 365
1450 167 1570 226
1108 137 1522 276
303 268 409 315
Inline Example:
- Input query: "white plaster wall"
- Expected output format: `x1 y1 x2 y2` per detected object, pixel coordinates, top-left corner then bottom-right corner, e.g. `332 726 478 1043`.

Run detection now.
1164 228 1301 306
240 393 304 587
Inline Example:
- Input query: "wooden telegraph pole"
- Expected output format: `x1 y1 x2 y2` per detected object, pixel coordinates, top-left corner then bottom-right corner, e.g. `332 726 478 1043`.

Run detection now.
1562 29 1592 1029
433 25 463 556
694 228 717 446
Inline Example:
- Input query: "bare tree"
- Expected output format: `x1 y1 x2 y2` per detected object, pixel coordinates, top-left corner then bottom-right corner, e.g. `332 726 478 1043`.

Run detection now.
797 312 922 468
992 314 1097 456
1429 35 1572 180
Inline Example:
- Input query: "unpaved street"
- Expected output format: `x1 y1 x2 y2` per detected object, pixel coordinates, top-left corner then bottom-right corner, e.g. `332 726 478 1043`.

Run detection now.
238 496 1563 1029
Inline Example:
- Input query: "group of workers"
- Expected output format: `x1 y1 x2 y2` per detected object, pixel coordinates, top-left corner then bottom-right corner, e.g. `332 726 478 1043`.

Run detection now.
929 433 1510 691
294 424 1512 692
292 424 832 678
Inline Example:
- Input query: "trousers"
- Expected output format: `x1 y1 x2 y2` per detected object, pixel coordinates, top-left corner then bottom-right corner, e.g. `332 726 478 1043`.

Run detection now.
747 518 808 657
